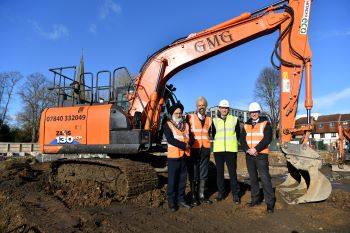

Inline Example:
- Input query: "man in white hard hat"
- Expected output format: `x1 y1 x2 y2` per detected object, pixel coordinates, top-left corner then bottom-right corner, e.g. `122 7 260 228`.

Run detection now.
212 99 241 205
240 101 275 213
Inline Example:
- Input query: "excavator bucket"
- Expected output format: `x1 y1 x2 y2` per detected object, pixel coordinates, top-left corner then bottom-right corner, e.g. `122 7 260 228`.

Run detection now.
277 143 332 204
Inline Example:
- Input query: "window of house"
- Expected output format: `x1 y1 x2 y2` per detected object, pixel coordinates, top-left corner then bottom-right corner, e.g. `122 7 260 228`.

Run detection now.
343 121 349 126
319 123 324 128
329 122 336 128
331 133 336 137
320 133 325 138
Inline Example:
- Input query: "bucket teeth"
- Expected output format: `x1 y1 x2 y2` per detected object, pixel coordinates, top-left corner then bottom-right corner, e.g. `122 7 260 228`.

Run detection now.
277 143 332 204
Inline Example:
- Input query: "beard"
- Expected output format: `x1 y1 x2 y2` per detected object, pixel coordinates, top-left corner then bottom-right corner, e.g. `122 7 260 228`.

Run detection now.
198 108 206 115
172 116 183 123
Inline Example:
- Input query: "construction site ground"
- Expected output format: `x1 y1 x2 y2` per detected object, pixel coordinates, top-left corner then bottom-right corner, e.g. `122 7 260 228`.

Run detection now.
0 153 349 233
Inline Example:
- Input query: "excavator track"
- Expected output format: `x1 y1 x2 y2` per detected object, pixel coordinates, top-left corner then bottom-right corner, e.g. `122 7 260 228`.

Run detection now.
50 158 158 202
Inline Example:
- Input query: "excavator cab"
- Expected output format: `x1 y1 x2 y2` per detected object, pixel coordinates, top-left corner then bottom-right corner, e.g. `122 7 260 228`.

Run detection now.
41 66 178 155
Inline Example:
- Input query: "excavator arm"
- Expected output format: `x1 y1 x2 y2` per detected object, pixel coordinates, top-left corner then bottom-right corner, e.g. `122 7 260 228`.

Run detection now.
337 123 350 165
330 123 350 171
128 0 311 140
127 0 331 204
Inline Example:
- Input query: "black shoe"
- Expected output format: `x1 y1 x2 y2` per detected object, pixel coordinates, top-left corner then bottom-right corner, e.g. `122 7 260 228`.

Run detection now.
168 204 178 212
191 196 199 206
178 202 191 209
191 199 199 206
267 207 274 214
200 197 213 205
233 195 240 205
247 201 261 207
215 196 224 202
233 198 241 205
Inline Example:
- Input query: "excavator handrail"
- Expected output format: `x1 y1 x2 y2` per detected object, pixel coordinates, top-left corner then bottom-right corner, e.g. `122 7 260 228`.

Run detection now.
111 66 133 102
95 70 112 103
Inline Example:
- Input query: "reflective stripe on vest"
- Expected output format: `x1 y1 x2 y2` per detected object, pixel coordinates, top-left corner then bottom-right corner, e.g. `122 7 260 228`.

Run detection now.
188 113 212 148
167 121 190 158
244 121 269 154
213 115 238 152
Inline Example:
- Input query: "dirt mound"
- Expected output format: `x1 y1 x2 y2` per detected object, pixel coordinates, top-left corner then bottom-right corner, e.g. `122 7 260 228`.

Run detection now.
129 188 167 208
53 179 114 208
328 190 350 210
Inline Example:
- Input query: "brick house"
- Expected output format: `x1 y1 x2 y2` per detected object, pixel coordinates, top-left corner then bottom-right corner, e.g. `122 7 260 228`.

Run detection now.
295 113 350 149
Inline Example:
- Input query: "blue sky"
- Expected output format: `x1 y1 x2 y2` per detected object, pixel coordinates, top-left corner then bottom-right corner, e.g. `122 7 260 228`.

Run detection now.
1 0 350 118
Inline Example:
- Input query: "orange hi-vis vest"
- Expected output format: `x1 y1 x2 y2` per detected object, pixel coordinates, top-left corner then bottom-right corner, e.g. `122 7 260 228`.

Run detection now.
167 121 190 158
187 113 212 149
244 121 269 154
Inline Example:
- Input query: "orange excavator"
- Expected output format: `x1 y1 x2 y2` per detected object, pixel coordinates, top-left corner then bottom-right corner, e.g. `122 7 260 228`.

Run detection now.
335 123 350 170
39 0 332 204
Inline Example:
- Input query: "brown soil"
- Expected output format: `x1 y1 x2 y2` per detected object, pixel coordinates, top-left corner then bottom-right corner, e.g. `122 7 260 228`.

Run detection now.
0 157 349 233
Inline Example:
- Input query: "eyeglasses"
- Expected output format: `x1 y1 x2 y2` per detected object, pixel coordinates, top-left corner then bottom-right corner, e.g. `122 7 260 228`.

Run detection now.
219 107 229 110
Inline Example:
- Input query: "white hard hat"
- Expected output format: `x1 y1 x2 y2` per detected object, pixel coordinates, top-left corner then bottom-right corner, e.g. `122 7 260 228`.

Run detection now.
218 99 230 108
248 102 261 112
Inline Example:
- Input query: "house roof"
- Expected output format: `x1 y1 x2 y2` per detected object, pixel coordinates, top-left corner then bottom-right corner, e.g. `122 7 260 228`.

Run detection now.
295 113 350 134
340 114 350 121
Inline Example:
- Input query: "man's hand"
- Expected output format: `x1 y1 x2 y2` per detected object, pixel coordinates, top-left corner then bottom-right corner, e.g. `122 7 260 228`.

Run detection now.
247 148 258 156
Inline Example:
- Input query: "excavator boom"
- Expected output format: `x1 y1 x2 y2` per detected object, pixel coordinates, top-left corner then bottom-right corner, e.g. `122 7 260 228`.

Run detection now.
128 0 312 141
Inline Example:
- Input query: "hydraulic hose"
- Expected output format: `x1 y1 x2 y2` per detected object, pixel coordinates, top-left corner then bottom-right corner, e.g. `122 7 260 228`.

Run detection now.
271 5 306 69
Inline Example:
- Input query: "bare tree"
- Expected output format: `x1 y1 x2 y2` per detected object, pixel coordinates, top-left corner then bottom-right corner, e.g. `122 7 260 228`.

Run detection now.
0 74 5 104
0 71 22 128
254 67 280 139
17 73 55 142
